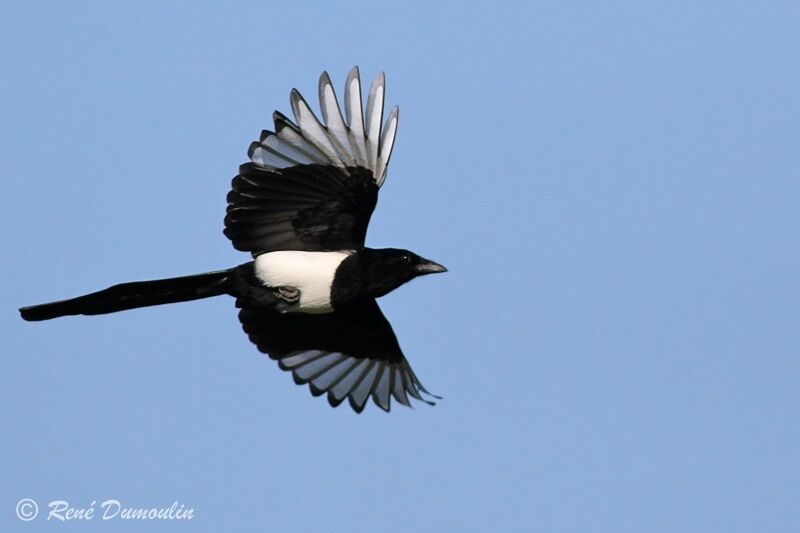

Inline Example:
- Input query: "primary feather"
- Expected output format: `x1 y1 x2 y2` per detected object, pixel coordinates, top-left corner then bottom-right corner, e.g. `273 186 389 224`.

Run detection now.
247 67 399 181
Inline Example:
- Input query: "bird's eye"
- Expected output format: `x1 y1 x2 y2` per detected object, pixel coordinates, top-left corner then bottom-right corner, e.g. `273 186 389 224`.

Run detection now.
401 255 411 264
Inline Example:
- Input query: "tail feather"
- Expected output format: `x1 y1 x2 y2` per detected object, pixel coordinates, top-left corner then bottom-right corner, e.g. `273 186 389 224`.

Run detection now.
19 269 233 321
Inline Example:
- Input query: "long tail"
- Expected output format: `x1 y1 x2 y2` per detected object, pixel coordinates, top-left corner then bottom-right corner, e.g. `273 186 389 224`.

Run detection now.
19 269 234 321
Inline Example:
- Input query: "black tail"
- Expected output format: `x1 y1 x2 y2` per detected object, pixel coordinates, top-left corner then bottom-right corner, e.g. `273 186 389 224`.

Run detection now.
19 269 234 321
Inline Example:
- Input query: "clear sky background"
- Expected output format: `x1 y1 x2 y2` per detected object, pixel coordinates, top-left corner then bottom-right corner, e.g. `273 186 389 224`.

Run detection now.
2 2 799 532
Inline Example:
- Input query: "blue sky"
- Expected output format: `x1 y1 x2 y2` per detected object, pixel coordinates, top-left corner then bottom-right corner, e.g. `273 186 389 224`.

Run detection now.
2 1 799 531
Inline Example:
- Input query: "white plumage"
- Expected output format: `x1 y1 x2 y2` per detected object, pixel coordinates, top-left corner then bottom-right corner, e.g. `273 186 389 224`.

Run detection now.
249 67 399 185
253 251 350 313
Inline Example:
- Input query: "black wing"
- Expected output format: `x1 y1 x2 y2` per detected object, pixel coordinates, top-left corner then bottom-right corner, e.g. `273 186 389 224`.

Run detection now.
238 299 438 413
225 163 378 254
225 67 399 256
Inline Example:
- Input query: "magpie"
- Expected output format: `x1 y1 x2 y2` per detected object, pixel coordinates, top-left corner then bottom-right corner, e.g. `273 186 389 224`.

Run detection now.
19 67 447 413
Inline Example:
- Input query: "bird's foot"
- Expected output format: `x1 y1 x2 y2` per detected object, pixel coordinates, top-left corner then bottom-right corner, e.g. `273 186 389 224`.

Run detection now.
274 286 300 303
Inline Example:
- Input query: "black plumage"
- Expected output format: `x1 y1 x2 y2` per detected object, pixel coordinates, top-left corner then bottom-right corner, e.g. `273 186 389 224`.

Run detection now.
225 163 378 254
19 67 446 413
239 300 438 413
19 270 232 321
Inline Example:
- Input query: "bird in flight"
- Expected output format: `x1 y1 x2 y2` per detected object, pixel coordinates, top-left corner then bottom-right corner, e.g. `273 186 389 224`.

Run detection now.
20 67 446 413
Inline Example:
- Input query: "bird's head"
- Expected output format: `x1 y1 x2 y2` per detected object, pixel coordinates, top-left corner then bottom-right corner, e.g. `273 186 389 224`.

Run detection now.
353 248 447 299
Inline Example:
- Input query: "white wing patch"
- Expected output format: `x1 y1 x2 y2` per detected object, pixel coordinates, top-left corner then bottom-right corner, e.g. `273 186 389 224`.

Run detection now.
247 67 399 185
277 349 439 413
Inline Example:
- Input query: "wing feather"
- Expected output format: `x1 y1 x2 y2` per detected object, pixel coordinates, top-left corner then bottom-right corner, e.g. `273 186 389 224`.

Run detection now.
290 89 345 169
318 71 356 166
226 68 400 258
225 163 378 255
344 66 369 168
364 72 385 174
375 106 399 186
238 300 436 413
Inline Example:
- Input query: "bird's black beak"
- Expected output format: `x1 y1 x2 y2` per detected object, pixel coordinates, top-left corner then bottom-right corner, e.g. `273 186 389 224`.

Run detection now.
415 259 448 275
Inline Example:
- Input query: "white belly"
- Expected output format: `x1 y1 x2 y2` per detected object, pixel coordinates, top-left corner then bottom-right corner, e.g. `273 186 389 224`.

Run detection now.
253 251 350 313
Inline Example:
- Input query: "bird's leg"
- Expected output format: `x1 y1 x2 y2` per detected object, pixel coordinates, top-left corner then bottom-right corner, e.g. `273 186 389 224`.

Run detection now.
274 286 300 303
271 286 300 314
